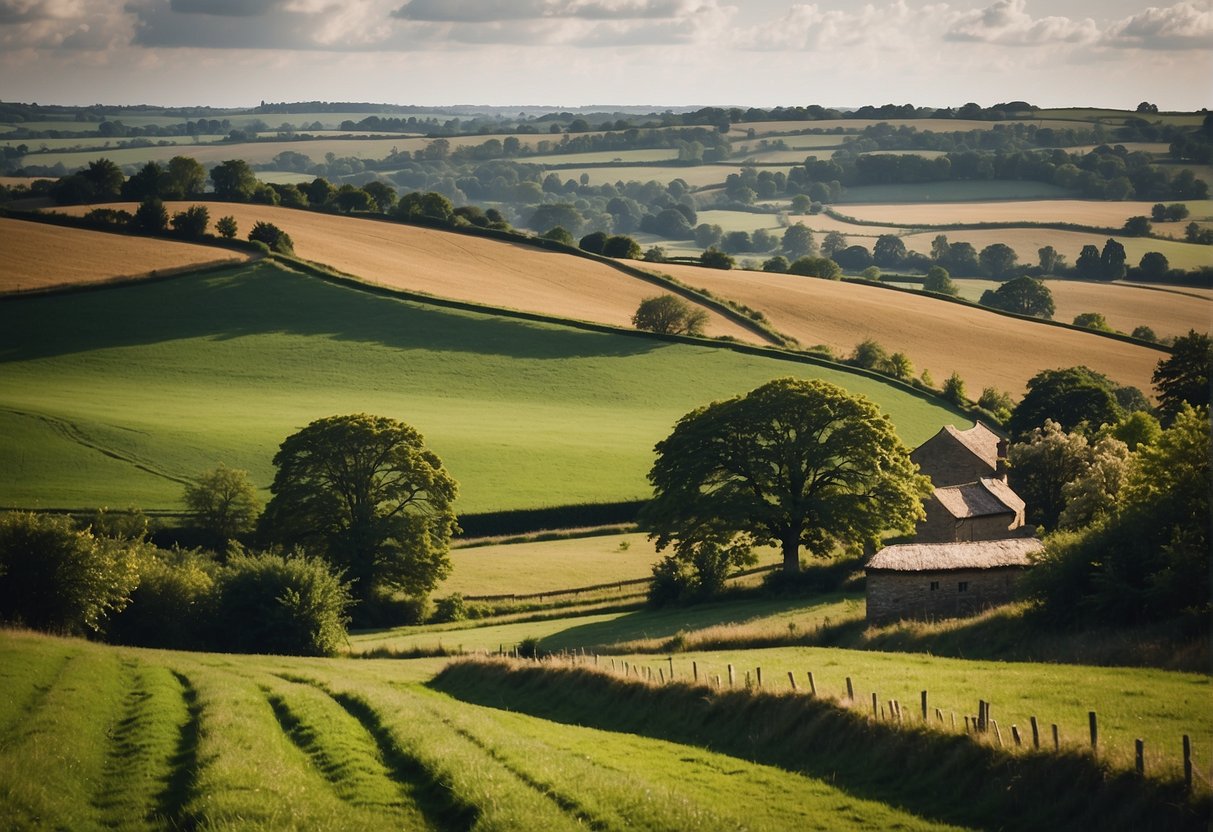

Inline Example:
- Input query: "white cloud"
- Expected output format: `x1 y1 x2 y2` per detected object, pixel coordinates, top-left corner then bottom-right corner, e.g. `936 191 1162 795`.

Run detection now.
945 0 1099 46
1104 1 1213 49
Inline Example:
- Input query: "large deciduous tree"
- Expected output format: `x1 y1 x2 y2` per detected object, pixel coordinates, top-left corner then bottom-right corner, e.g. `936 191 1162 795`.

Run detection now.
183 463 261 546
1007 366 1124 441
978 276 1055 319
1153 330 1212 425
641 378 931 575
632 294 708 336
259 414 458 603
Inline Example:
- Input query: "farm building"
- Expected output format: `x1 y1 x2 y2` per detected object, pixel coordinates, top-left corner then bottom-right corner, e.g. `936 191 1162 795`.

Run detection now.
865 539 1043 626
916 477 1028 543
911 422 1005 488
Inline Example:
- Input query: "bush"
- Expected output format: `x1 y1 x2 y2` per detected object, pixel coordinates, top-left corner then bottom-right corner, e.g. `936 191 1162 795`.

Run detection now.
209 549 351 656
603 235 641 259
788 256 842 280
0 512 142 634
632 294 708 336
107 547 216 650
248 221 294 254
942 372 967 405
131 197 168 233
1072 312 1112 332
540 226 575 246
579 231 607 254
432 593 469 623
700 247 734 270
216 215 238 239
170 205 209 239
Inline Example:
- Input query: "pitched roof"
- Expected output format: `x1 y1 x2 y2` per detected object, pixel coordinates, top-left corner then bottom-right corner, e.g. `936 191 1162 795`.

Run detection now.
944 422 1002 471
933 477 1024 519
867 538 1042 572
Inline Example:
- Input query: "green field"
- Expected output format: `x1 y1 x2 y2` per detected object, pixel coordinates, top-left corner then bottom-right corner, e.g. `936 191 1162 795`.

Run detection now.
0 260 964 513
524 148 679 165
837 181 1076 203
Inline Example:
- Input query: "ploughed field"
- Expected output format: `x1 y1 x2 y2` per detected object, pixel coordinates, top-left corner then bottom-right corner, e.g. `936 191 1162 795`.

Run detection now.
53 203 760 343
0 217 249 293
0 260 963 513
652 262 1164 396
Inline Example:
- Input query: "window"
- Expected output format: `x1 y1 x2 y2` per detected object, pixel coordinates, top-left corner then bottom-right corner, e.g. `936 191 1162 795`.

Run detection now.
958 581 969 592
929 581 940 591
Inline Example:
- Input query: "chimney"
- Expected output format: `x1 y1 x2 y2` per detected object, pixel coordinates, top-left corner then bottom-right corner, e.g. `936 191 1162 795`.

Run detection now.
996 439 1008 481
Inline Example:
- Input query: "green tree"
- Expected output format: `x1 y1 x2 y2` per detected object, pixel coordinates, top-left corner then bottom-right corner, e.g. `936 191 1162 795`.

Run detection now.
641 378 931 575
923 265 957 295
861 266 882 282
1102 410 1161 452
84 158 124 200
942 372 967 405
260 414 458 605
849 338 890 372
166 155 207 198
978 387 1015 422
579 231 608 254
1131 325 1158 343
873 235 907 268
762 255 789 273
215 215 238 239
978 276 1054 318
602 235 641 259
643 246 667 262
781 223 816 258
632 295 708 336
209 159 258 201
1099 238 1127 280
978 243 1018 278
183 464 262 546
362 181 397 213
1137 251 1170 280
700 247 734 270
1152 330 1212 424
1008 420 1092 530
1037 245 1065 274
1074 244 1102 279
0 512 142 633
1057 436 1131 529
123 161 166 201
788 256 841 280
821 231 848 257
694 223 723 248
888 352 914 380
131 197 169 233
1122 216 1152 236
1007 366 1124 440
248 221 294 254
170 204 209 239
541 226 575 246
1072 312 1111 331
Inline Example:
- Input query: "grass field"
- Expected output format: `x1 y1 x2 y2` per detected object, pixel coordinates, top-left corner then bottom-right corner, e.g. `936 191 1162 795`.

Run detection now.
945 278 1212 339
737 118 1100 136
54 203 760 341
0 259 964 512
0 217 250 293
545 164 795 189
837 181 1075 203
838 199 1213 228
523 148 680 164
8 135 222 151
899 228 1213 272
3 629 969 831
652 262 1163 396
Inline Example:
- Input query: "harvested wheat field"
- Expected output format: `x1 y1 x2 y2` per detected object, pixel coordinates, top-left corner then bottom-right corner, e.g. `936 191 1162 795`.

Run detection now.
653 262 1163 397
0 217 249 294
56 203 761 341
838 199 1213 228
948 278 1212 339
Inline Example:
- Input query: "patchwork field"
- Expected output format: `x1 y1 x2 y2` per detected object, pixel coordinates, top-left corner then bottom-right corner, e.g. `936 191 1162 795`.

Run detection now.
0 217 250 293
837 181 1075 203
946 278 1212 339
652 262 1163 396
547 164 793 189
0 260 964 512
838 199 1213 228
54 203 759 341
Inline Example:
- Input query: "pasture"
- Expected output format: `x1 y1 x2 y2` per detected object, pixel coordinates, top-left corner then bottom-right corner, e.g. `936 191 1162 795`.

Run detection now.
838 199 1213 229
652 262 1164 396
837 181 1075 203
523 148 679 164
0 217 249 294
546 164 792 189
56 202 758 341
2 629 963 831
0 260 964 512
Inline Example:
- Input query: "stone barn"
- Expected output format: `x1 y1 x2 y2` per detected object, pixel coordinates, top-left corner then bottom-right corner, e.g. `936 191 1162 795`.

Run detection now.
916 477 1029 543
911 422 1005 488
865 538 1042 626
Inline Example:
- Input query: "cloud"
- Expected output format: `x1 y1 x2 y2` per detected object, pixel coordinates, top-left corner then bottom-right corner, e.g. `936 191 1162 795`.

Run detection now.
0 0 85 24
391 0 704 23
945 0 1098 46
169 0 278 16
1104 1 1213 50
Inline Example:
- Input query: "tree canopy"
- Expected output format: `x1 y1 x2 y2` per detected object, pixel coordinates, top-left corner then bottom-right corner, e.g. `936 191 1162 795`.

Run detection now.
631 294 708 336
641 378 931 574
1153 330 1211 425
1007 366 1124 440
978 276 1054 319
259 414 458 604
183 464 261 547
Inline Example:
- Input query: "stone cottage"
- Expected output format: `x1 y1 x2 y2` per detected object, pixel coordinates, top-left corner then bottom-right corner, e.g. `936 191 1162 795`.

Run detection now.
865 538 1042 626
916 477 1028 543
911 422 1005 488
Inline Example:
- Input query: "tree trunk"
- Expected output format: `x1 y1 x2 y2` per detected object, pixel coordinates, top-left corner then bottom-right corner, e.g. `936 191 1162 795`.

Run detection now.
781 532 801 574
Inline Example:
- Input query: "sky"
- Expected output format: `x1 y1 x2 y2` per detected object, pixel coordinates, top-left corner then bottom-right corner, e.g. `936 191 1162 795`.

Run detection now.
0 0 1210 111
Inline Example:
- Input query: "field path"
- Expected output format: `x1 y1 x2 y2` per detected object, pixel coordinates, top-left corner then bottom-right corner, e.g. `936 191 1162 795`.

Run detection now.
654 262 1163 396
0 216 249 293
55 203 762 342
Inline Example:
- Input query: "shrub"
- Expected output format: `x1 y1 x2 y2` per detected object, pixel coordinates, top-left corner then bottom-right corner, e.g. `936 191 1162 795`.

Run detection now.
107 547 216 650
762 255 789 273
1131 325 1158 343
540 226 575 246
788 256 842 280
209 549 352 656
699 247 734 270
923 265 958 296
0 512 142 634
216 215 238 239
131 197 168 233
432 593 469 623
170 204 209 239
248 221 294 254
1072 312 1112 332
83 208 132 228
602 235 641 259
579 231 607 254
942 372 967 405
632 294 709 336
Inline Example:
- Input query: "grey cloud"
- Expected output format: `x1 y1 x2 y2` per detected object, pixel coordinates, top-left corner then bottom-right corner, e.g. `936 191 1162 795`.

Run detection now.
0 0 72 24
945 0 1098 46
1104 2 1213 50
170 0 279 16
392 0 692 23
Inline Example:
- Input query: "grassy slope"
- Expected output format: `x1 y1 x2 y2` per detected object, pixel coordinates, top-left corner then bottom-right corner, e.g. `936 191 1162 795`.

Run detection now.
838 198 1213 228
0 629 961 831
0 217 249 293
654 262 1162 396
53 203 760 342
0 260 963 512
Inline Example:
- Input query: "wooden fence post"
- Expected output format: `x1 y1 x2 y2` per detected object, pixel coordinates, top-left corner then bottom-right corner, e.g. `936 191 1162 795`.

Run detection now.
1183 735 1192 792
1088 711 1098 752
846 677 855 702
992 720 1003 747
714 674 721 688
807 672 816 697
1135 739 1144 775
788 671 797 691
921 690 928 722
668 656 674 679
1030 716 1040 750
728 664 735 687
1052 724 1060 751
692 661 698 682
1011 725 1022 747
658 668 665 684
935 707 943 723
756 667 763 688
977 700 986 733
871 692 878 719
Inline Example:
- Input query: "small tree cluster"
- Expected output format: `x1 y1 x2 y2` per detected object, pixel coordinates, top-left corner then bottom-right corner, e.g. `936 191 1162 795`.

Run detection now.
632 294 709 336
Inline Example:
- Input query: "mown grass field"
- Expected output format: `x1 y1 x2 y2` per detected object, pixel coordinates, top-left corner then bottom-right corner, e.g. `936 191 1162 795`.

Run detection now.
652 262 1163 396
54 203 758 341
0 260 963 512
945 278 1212 339
3 629 973 831
837 181 1075 203
0 217 250 293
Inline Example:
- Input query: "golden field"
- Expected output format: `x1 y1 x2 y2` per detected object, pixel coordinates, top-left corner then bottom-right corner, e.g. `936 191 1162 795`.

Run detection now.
0 217 249 293
54 203 762 342
653 262 1163 396
838 199 1213 228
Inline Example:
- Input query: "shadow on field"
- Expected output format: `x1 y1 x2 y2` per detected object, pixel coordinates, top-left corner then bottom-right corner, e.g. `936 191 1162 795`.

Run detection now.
0 262 662 363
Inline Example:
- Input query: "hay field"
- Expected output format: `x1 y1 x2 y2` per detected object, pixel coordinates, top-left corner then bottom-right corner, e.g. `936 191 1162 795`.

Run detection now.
55 202 759 341
524 148 679 164
838 181 1073 203
0 217 249 293
738 118 1096 136
947 278 1211 339
545 165 756 188
838 199 1213 228
900 228 1213 272
651 263 1162 396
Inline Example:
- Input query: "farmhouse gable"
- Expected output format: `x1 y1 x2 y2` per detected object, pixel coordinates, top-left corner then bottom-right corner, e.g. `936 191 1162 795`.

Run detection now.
911 421 1005 488
916 477 1028 543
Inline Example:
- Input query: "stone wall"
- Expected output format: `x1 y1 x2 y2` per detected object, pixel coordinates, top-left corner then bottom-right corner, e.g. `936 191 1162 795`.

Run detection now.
911 433 997 488
915 499 1019 543
866 567 1026 625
